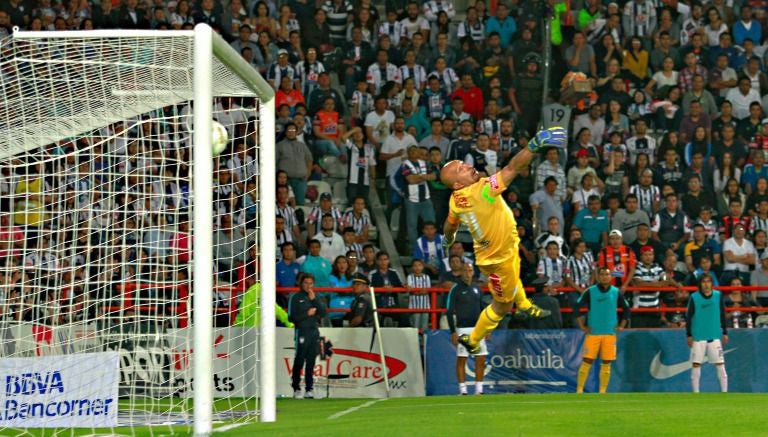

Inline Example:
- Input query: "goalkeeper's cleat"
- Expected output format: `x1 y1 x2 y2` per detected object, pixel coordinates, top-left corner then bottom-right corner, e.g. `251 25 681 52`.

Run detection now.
293 390 303 399
457 334 481 355
305 389 315 399
525 304 552 319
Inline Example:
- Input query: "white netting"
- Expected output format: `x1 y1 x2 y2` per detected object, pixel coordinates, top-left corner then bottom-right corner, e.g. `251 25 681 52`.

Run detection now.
0 29 269 435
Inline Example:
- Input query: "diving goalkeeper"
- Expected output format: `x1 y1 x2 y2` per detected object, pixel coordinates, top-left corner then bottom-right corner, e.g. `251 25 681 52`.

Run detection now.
441 127 567 354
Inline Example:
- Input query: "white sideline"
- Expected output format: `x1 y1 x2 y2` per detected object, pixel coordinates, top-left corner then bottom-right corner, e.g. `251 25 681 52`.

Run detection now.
327 399 387 420
213 422 250 433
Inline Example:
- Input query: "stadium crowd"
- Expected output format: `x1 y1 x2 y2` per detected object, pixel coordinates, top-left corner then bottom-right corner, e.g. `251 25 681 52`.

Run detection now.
3 0 768 330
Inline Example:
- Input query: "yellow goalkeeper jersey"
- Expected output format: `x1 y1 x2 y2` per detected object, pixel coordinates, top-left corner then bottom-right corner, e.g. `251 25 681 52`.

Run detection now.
447 171 519 266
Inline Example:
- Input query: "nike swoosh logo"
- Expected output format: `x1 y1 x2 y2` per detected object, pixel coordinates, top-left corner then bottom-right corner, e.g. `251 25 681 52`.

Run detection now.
649 348 736 380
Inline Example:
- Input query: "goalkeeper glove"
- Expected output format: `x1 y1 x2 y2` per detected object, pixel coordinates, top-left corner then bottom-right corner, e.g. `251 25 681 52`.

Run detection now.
528 126 567 153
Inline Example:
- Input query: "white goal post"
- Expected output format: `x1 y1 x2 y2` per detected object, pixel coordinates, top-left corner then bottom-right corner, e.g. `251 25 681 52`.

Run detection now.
0 24 276 435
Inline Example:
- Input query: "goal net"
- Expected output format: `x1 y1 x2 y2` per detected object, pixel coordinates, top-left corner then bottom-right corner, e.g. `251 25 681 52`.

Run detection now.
0 25 276 435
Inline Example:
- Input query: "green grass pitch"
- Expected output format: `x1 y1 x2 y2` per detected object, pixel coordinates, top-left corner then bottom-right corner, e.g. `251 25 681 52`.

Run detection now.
3 393 766 436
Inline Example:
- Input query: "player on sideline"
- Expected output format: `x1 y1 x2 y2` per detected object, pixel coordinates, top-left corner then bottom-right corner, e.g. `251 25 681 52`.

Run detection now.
574 266 630 394
447 262 487 395
686 273 728 393
441 127 567 354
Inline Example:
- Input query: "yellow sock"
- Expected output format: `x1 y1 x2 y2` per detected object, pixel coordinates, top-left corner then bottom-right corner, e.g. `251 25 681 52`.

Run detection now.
469 305 504 344
576 362 592 393
599 363 611 393
513 285 532 311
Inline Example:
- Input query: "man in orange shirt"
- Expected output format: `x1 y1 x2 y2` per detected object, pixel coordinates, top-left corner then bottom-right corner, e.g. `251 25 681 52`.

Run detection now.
312 96 347 160
598 229 637 293
441 126 567 354
275 76 305 116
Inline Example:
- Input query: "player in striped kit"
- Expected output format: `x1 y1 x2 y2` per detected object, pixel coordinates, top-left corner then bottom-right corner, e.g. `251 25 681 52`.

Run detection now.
575 267 631 394
686 273 729 393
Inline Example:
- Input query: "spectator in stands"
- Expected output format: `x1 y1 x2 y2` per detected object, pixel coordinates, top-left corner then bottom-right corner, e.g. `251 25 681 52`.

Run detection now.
682 175 716 221
401 144 436 250
598 229 637 293
446 119 475 161
530 177 565 237
751 199 768 234
537 241 568 307
307 192 343 239
451 73 483 122
713 151 743 196
612 193 650 244
629 169 661 219
313 214 346 262
535 216 568 258
573 105 605 148
742 150 768 195
629 221 664 262
276 122 313 205
686 253 720 288
358 244 377 275
709 53 738 102
571 171 602 213
413 221 445 279
750 252 768 306
720 198 750 241
312 96 347 160
365 96 395 150
680 101 712 145
275 185 301 241
341 227 363 259
366 49 401 96
727 76 762 121
465 133 497 176
300 239 332 288
342 196 370 243
564 238 595 295
535 148 567 201
406 259 431 331
275 76 305 115
572 194 609 255
277 242 301 287
214 214 248 282
342 127 376 207
685 223 722 272
722 222 756 285
306 72 342 117
401 98 430 141
651 192 689 254
380 116 416 206
632 246 673 328
369 251 406 325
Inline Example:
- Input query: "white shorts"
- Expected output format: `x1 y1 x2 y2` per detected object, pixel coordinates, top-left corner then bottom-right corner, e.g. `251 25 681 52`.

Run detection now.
456 327 488 357
690 339 725 365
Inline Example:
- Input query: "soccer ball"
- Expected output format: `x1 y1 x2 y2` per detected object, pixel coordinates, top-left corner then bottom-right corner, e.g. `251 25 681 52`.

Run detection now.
211 121 229 156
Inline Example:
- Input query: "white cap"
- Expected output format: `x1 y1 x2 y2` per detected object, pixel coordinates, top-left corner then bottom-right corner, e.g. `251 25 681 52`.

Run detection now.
609 229 623 238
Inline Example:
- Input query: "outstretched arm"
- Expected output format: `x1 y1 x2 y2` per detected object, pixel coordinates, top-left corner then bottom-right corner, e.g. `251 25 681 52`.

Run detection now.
499 127 567 187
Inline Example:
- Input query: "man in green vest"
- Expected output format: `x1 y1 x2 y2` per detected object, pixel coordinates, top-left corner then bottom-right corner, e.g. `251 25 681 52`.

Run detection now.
234 280 294 328
685 273 728 393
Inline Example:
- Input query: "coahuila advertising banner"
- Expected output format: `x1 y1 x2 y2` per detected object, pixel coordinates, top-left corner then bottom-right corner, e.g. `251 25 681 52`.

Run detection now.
427 329 768 394
0 352 119 428
426 330 583 395
276 327 425 398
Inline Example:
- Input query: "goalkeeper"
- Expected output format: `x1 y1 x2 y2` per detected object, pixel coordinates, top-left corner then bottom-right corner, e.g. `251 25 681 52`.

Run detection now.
440 127 567 354
234 281 294 328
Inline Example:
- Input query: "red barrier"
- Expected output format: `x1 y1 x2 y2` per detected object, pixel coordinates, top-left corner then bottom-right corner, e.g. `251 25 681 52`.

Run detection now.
99 283 768 329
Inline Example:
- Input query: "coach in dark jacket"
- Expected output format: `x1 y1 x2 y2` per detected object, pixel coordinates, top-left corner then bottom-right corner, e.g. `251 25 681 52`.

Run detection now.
289 273 326 398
